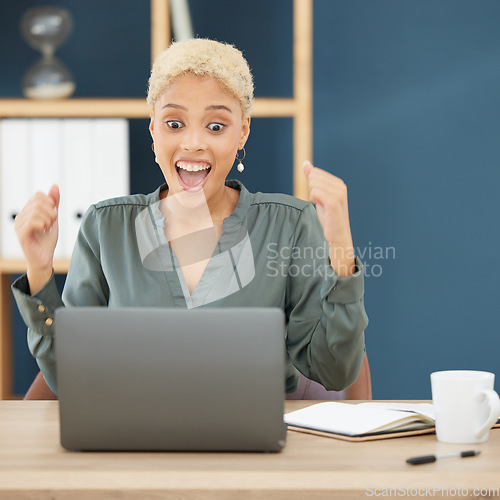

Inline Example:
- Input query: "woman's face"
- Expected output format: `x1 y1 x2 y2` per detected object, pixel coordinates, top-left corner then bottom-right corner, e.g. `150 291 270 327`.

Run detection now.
150 74 250 199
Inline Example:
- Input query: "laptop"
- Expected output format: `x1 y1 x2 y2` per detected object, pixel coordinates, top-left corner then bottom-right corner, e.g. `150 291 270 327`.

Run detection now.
55 307 287 452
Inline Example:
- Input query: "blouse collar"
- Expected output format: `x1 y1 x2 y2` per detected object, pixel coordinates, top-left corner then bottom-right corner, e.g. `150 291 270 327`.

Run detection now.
149 179 251 228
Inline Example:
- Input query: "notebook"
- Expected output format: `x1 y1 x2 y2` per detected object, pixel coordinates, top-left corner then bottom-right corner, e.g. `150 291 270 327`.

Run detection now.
285 402 436 442
55 307 287 452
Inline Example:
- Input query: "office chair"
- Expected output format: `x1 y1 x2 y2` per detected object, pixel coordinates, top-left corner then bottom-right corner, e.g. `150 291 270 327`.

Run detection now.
286 352 372 400
24 352 371 401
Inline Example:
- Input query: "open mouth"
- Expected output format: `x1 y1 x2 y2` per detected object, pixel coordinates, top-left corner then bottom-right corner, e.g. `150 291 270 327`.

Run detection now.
175 160 212 191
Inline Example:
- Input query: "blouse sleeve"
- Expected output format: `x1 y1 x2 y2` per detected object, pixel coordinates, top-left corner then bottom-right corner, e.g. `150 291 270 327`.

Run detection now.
284 203 369 391
10 205 109 394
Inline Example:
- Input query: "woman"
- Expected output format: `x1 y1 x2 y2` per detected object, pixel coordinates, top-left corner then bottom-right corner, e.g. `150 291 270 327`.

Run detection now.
13 39 368 395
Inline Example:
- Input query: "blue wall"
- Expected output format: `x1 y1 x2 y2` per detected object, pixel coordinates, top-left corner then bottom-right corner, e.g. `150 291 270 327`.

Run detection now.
312 0 500 398
2 0 499 398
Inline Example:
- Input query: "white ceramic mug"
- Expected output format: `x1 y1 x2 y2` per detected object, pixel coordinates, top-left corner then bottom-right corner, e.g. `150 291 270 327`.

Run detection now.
431 370 500 443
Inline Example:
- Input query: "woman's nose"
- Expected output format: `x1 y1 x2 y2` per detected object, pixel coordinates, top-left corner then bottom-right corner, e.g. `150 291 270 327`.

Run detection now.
180 129 207 152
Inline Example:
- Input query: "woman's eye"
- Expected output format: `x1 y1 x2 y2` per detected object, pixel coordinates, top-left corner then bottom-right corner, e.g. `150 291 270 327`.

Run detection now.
166 120 183 130
208 123 224 132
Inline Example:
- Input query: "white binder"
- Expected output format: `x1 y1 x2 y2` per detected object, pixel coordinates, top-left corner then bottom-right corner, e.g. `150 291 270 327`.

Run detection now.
0 120 30 259
29 119 64 259
89 119 129 205
60 119 93 258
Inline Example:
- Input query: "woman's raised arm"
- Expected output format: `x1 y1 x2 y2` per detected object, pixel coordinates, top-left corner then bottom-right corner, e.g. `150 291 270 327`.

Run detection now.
14 184 60 294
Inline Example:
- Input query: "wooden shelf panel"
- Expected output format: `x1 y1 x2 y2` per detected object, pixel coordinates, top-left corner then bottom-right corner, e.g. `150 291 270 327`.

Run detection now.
0 97 298 119
0 99 150 119
252 98 297 117
0 260 70 274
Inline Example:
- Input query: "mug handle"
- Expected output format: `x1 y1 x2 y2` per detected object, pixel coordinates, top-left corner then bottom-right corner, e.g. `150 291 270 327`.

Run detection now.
475 389 500 439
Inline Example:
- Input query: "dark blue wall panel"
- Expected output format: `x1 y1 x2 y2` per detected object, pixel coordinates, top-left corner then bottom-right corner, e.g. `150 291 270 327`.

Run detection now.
313 0 500 398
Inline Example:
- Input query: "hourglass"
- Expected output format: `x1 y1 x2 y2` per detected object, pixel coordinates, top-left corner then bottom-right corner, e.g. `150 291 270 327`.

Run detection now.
20 6 75 99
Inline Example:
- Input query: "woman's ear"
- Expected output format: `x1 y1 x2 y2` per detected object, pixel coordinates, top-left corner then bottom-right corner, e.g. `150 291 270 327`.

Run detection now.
240 116 251 148
149 117 155 140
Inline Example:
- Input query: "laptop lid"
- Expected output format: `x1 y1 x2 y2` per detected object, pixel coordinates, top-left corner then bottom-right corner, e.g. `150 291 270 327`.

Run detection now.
55 307 287 452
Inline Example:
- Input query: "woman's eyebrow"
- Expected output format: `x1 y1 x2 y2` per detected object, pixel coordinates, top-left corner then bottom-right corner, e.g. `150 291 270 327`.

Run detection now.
161 103 187 110
206 105 232 113
160 104 232 113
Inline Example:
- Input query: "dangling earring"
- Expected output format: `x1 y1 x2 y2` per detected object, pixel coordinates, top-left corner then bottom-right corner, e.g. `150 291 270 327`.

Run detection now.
236 147 246 172
151 142 158 164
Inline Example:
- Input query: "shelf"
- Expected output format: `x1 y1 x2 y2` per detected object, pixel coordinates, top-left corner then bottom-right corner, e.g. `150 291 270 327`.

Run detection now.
0 260 70 274
0 97 298 119
0 98 149 119
251 98 297 117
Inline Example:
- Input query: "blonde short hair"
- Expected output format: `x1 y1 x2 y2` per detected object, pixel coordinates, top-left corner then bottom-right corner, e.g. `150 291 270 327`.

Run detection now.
147 38 254 118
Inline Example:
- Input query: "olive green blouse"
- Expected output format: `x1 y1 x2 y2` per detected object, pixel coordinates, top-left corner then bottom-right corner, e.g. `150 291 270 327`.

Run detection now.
12 180 368 394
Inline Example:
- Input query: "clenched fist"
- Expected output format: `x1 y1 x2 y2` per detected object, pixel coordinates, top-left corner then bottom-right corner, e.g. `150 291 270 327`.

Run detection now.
14 184 60 294
303 161 356 277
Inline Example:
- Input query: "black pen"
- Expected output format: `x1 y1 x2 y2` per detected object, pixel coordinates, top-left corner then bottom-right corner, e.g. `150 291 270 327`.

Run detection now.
406 450 481 465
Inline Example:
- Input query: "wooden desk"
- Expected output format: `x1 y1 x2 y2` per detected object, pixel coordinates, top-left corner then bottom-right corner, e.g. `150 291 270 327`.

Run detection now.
0 401 499 499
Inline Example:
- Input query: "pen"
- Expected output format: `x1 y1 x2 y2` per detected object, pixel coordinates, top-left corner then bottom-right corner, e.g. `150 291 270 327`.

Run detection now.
406 450 481 465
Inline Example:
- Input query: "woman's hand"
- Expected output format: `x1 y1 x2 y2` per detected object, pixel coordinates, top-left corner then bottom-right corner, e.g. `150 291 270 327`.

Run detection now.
14 184 60 293
303 161 356 277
